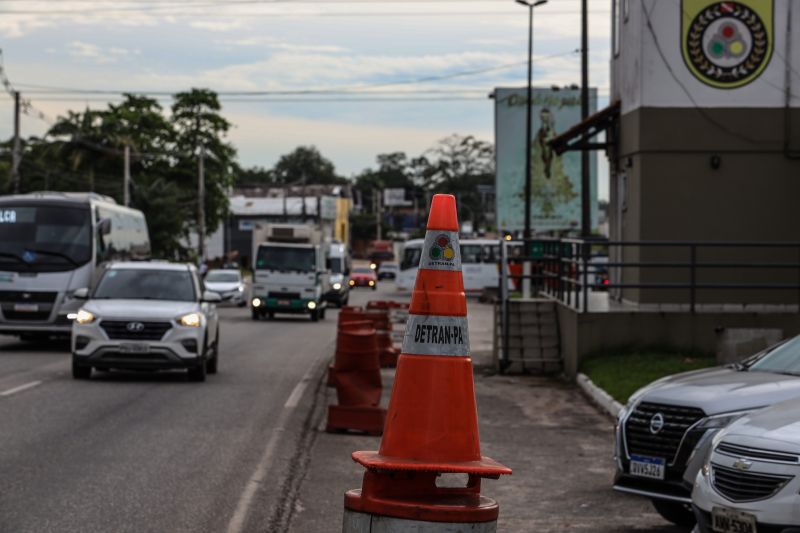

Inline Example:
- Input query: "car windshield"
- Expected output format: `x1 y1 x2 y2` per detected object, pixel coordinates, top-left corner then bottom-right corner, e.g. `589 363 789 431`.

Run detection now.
0 204 92 272
93 269 196 302
353 268 372 274
205 271 239 283
381 264 397 271
744 336 800 374
401 247 421 270
329 257 344 274
256 245 316 272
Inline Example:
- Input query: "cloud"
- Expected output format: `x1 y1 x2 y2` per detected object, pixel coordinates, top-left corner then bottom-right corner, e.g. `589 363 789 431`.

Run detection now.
68 41 139 64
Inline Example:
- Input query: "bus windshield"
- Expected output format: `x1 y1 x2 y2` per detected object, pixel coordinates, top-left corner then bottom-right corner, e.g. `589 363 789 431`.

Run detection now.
400 246 421 270
256 246 316 272
0 205 92 272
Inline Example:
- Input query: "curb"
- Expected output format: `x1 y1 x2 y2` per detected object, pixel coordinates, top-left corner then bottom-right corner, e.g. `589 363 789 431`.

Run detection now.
576 373 623 418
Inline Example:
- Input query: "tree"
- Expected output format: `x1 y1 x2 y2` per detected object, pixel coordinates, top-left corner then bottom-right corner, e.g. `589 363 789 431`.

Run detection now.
272 146 345 185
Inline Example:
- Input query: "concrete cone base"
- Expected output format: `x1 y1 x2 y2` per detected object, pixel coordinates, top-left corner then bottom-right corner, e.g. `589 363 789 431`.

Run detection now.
343 509 497 532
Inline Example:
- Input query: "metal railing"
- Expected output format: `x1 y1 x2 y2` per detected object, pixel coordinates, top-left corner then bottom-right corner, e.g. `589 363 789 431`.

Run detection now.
500 238 800 313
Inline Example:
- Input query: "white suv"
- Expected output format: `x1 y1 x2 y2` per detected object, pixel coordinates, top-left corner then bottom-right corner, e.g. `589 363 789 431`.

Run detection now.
71 262 221 382
692 397 800 533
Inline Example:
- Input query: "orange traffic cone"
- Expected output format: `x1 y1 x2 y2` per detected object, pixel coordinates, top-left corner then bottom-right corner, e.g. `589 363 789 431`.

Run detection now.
344 194 510 528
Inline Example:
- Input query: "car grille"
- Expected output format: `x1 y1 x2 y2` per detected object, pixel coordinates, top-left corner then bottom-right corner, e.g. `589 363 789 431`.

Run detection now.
624 402 705 464
100 321 172 341
716 441 800 465
712 463 793 502
0 291 58 303
268 292 300 300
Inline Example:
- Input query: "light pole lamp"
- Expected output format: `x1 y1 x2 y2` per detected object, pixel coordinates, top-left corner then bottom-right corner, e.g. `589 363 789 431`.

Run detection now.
515 0 547 241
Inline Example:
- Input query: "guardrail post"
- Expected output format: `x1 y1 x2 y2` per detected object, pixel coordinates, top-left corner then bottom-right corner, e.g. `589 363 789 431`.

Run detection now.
582 240 589 312
500 239 510 373
690 244 697 314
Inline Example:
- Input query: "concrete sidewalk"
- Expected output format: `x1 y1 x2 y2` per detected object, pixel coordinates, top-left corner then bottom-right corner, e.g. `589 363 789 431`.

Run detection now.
288 296 681 532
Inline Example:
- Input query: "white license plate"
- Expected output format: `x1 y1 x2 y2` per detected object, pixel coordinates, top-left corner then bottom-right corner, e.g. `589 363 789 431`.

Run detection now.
712 507 757 533
629 455 665 480
119 342 149 354
13 303 39 312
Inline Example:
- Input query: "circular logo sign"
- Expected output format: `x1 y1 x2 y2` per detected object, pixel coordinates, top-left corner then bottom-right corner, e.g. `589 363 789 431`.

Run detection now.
429 234 456 262
649 413 665 435
684 1 772 89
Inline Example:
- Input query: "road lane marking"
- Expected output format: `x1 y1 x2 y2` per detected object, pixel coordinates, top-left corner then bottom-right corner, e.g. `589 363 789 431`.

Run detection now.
0 380 42 397
226 357 325 533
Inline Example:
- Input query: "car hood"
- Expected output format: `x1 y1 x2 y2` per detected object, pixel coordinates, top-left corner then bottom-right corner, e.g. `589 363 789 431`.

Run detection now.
85 299 199 320
631 366 800 415
205 282 240 292
719 398 800 452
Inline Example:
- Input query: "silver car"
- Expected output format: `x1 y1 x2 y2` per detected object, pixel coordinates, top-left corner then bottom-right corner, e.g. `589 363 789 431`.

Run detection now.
203 269 246 307
71 262 221 382
614 336 800 528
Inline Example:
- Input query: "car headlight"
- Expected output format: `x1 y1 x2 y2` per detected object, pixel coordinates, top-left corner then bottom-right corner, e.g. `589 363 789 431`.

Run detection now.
307 301 317 310
695 410 755 431
238 286 244 292
370 263 377 270
333 282 342 290
349 280 355 286
368 280 375 286
179 312 202 327
252 297 262 307
75 309 95 324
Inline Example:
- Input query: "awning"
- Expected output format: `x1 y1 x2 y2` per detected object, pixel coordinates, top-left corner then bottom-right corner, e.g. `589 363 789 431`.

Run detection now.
548 100 620 155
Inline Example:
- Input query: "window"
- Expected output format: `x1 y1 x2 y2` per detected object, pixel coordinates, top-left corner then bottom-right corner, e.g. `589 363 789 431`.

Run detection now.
94 269 196 302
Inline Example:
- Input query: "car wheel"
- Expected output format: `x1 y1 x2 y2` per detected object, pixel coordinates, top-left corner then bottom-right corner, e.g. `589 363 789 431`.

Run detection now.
267 311 274 320
188 360 207 382
311 309 319 322
651 500 695 528
251 309 260 320
371 285 377 291
72 356 91 380
320 307 326 320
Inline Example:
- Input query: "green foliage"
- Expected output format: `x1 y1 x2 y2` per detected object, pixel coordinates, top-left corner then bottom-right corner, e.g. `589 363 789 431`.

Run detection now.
580 349 716 404
1 90 236 259
272 145 346 185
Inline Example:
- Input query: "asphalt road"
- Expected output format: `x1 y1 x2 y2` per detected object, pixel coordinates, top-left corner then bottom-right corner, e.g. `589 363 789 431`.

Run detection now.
0 289 352 533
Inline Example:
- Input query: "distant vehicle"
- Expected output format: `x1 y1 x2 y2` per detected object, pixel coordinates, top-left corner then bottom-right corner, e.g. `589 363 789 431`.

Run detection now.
613 335 800 528
692 396 800 533
250 223 330 321
397 238 501 294
204 269 246 307
70 261 221 382
367 240 394 270
324 241 350 307
377 261 398 280
349 267 377 290
589 255 609 291
0 192 150 338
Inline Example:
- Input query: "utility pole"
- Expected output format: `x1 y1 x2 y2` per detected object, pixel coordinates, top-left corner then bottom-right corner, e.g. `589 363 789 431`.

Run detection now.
11 91 21 194
198 146 206 263
123 144 131 207
374 189 382 241
580 0 591 237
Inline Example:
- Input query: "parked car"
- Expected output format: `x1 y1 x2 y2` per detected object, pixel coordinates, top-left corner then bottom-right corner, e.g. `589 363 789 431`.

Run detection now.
348 267 377 290
377 262 398 280
70 261 221 382
203 268 246 307
692 396 800 533
614 335 800 528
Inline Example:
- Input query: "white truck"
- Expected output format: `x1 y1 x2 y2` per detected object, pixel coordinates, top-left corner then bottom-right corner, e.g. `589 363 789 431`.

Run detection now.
250 223 330 322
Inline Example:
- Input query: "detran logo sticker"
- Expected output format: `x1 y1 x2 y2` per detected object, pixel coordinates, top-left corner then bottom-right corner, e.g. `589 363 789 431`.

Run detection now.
429 234 455 262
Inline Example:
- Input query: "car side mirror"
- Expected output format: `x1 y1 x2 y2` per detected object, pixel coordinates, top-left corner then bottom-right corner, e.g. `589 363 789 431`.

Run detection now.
202 290 222 303
73 287 90 300
98 217 112 235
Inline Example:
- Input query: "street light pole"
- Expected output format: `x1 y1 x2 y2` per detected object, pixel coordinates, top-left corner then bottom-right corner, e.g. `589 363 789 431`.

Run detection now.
516 0 547 241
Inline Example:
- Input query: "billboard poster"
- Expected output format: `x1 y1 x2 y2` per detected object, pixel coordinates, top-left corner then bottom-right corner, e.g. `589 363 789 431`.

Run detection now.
494 87 598 233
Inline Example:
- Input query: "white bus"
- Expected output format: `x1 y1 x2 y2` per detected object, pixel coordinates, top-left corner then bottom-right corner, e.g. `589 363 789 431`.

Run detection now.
0 192 150 338
397 238 502 294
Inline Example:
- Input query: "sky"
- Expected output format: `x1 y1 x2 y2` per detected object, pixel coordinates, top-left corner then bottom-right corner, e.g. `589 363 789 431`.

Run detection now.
0 0 612 197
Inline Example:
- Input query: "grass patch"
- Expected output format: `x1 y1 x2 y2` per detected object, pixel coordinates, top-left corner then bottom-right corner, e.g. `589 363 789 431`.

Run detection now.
580 350 716 404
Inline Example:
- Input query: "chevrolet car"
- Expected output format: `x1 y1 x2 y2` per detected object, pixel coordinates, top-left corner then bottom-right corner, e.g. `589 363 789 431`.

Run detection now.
614 335 800 528
71 261 221 382
692 395 800 533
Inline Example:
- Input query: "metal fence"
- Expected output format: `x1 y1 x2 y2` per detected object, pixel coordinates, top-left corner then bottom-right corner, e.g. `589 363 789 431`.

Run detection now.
500 238 800 313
